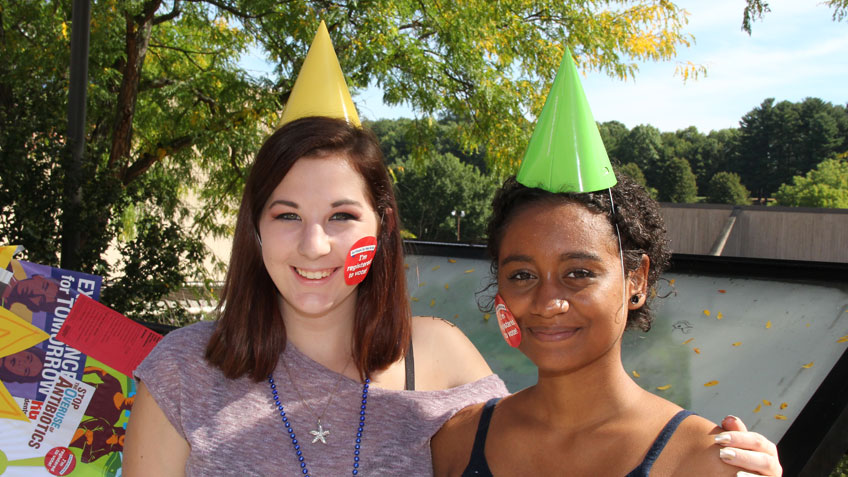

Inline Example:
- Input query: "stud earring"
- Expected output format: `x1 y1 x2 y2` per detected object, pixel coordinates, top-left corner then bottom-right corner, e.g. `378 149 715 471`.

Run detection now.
630 294 642 304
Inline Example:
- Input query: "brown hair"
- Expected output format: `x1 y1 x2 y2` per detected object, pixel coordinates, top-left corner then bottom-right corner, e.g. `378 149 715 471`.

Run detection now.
483 173 671 331
206 116 410 381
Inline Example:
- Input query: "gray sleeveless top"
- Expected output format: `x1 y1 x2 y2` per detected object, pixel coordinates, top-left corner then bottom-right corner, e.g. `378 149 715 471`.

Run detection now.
133 321 508 476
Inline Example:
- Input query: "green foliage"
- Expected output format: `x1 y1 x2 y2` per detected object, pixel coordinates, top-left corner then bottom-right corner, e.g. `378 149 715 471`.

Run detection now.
392 154 496 243
775 159 848 208
705 172 750 205
598 120 630 164
617 162 657 199
657 157 698 203
736 98 848 201
743 0 848 33
617 124 666 187
1 0 701 320
830 453 848 477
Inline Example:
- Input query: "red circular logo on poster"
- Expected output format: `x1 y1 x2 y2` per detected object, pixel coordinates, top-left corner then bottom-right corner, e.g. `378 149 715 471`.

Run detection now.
44 447 76 476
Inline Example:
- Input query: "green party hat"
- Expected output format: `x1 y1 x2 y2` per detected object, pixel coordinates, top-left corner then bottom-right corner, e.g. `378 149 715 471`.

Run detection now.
516 46 616 193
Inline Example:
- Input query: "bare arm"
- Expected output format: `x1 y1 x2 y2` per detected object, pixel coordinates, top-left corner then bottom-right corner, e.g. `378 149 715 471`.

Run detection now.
123 380 189 476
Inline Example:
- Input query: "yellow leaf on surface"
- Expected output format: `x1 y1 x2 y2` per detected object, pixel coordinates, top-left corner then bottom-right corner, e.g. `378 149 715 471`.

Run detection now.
464 269 475 274
717 312 724 320
429 299 435 307
703 380 718 387
703 309 711 316
444 284 449 290
837 335 848 343
656 384 671 391
693 348 701 354
802 362 814 369
682 338 694 345
753 404 762 413
780 402 788 410
431 265 440 271
448 258 457 263
632 370 640 378
763 400 772 406
483 313 490 321
732 342 742 347
775 414 787 420
766 320 772 329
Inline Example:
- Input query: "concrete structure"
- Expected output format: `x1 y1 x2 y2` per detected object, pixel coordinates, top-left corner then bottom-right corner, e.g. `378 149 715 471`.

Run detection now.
660 204 848 263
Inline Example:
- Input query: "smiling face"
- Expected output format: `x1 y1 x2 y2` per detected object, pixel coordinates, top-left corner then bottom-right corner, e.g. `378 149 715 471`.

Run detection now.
497 201 647 375
256 154 380 321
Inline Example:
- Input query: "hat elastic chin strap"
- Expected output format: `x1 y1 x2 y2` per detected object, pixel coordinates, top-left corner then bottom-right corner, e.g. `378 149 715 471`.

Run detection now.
608 188 627 314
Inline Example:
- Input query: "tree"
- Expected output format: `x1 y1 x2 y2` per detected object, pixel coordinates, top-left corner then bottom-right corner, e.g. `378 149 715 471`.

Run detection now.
705 172 750 205
742 0 848 33
617 124 665 188
736 98 847 202
617 162 657 200
1 0 702 320
598 120 630 164
775 159 848 208
657 157 698 203
392 154 496 242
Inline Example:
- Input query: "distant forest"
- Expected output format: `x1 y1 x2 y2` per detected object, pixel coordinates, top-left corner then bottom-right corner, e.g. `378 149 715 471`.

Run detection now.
368 97 848 243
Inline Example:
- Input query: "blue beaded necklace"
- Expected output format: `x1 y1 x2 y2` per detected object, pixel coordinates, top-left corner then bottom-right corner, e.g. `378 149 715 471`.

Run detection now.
269 374 370 476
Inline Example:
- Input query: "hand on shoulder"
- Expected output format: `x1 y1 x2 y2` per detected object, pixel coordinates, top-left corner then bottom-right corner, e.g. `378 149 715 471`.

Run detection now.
411 316 493 390
665 414 739 477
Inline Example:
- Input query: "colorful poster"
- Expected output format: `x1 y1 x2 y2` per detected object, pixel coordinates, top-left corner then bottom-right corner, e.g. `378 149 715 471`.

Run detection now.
1 254 142 476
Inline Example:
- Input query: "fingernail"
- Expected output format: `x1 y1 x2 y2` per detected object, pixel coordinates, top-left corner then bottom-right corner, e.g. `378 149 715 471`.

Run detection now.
724 414 740 423
714 433 731 444
719 448 736 461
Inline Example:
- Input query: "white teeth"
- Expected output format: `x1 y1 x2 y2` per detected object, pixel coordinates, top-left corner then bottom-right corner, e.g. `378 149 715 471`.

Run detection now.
295 268 332 279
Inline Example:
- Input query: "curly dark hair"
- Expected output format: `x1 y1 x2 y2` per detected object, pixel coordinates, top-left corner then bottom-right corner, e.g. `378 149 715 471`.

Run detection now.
483 173 670 331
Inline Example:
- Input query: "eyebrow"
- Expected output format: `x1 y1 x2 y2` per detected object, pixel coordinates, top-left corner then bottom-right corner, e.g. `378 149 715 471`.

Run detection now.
267 199 363 209
500 251 602 266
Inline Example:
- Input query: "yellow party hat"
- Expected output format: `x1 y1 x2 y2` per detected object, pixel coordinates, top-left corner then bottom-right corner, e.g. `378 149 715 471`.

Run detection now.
279 21 360 127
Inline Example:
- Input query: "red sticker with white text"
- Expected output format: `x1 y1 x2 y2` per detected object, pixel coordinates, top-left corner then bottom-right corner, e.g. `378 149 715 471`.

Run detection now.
495 294 521 347
44 447 76 476
344 236 377 285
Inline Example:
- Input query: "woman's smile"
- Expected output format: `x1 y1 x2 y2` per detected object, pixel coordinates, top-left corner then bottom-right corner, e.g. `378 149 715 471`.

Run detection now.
293 266 336 281
526 325 580 342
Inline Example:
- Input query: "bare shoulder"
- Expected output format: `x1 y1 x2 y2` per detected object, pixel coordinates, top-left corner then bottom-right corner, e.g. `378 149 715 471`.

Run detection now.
411 316 492 389
123 380 189 476
431 401 487 477
662 413 738 476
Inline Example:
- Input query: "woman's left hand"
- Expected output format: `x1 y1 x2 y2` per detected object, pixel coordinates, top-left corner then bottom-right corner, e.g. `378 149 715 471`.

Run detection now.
714 415 782 476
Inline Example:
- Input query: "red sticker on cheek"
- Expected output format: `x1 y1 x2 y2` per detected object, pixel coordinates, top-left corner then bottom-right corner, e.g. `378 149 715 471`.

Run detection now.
495 294 521 347
344 236 377 285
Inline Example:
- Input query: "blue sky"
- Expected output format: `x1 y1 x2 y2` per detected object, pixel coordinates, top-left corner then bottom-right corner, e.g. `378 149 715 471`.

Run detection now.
244 0 847 133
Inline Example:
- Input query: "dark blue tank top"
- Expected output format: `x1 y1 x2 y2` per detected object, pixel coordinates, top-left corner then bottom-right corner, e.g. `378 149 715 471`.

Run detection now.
461 398 695 476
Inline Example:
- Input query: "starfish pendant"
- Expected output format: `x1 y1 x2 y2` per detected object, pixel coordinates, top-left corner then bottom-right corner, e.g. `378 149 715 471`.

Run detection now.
310 420 329 444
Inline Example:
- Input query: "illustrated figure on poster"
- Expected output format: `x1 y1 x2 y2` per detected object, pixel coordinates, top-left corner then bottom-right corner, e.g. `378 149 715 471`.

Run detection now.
70 367 134 463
